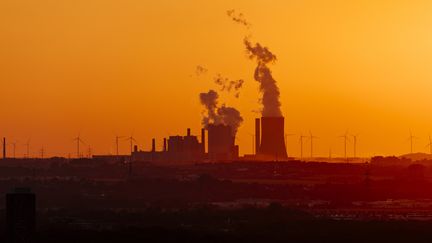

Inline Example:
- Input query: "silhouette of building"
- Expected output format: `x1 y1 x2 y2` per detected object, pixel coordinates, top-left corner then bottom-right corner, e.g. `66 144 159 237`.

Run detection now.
207 124 239 161
256 117 288 160
132 128 205 163
6 187 36 243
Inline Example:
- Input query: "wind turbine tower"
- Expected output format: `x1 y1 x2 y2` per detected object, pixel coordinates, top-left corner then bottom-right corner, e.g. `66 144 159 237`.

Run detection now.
426 135 432 155
125 134 137 154
24 139 31 158
352 134 359 158
299 134 307 160
407 131 417 154
73 134 86 158
309 131 318 159
340 132 349 161
10 141 17 159
40 147 45 159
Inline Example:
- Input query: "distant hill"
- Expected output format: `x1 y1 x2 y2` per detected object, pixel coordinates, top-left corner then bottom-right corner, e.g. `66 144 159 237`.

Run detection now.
399 153 432 161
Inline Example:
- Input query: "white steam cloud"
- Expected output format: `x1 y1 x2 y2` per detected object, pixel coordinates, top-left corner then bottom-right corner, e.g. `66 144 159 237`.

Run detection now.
199 89 243 135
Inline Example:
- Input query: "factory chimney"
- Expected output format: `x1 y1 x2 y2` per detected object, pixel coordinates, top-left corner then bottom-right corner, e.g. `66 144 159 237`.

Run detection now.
3 137 6 159
255 118 260 155
163 138 167 152
258 117 288 160
187 128 191 137
152 138 156 152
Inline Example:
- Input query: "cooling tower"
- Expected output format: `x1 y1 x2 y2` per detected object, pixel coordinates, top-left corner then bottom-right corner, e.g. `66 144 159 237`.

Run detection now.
207 124 235 161
258 117 288 160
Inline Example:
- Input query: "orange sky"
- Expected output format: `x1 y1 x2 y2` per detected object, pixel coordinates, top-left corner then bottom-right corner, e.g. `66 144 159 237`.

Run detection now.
1 0 432 158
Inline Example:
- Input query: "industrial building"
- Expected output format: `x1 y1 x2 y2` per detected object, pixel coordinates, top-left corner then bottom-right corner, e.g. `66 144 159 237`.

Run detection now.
131 125 239 163
132 128 205 163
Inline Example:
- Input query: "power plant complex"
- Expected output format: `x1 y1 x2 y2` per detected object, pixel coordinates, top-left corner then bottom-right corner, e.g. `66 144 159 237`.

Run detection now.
129 116 288 163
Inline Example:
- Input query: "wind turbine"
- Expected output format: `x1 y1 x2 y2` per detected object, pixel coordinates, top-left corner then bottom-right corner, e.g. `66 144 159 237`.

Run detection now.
351 134 359 158
309 131 318 159
339 131 350 161
87 145 92 158
299 134 307 160
73 134 86 158
24 138 31 158
125 133 137 154
9 141 18 158
40 147 45 159
407 131 417 154
425 134 432 155
124 131 138 178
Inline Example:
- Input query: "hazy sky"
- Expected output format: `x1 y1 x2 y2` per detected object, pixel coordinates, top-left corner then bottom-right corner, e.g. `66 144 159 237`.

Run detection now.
1 0 432 158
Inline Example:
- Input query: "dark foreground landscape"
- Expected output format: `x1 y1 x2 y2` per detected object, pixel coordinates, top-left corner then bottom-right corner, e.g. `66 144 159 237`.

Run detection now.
3 156 432 242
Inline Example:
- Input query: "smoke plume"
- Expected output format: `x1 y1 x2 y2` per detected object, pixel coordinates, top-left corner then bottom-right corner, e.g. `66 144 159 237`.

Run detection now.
195 65 208 76
214 74 244 98
227 9 251 28
199 90 219 126
244 38 282 117
217 105 243 135
199 89 243 135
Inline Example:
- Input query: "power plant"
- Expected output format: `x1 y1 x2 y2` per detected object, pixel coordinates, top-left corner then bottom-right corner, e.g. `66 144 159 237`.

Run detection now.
255 117 288 161
130 125 240 163
132 128 206 163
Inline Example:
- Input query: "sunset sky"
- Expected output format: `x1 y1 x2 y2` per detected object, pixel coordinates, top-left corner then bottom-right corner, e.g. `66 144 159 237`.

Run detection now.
1 0 432 158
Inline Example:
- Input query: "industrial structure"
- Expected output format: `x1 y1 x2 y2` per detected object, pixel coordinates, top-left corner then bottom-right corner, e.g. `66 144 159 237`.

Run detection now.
132 128 206 163
207 124 239 161
131 125 239 163
255 117 288 160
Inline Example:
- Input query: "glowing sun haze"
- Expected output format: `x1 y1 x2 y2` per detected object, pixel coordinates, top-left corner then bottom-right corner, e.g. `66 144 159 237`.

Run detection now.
1 0 432 158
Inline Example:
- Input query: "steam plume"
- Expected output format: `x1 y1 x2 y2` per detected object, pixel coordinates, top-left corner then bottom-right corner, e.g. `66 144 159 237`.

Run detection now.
199 90 219 126
227 9 251 28
214 74 244 98
244 38 282 117
217 105 243 135
199 90 243 135
195 65 208 76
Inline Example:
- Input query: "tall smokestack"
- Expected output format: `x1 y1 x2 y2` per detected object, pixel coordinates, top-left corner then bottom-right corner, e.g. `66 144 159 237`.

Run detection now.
201 128 206 153
3 137 6 159
255 118 260 155
187 128 191 137
163 138 167 152
152 138 156 152
259 117 288 160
